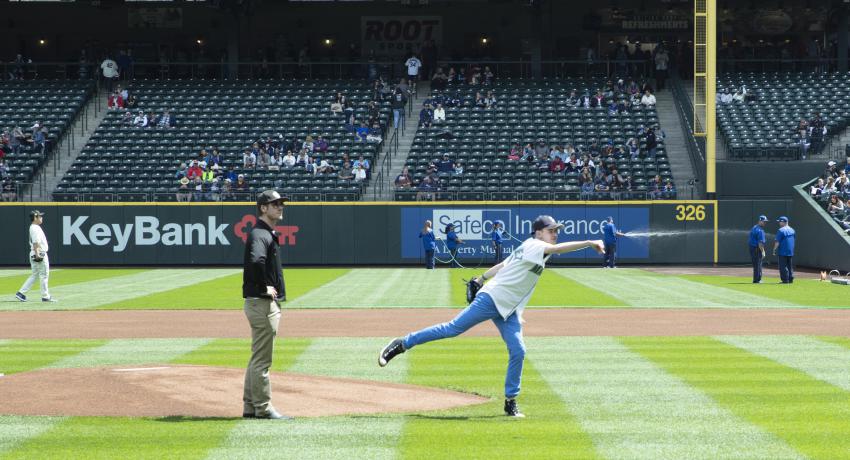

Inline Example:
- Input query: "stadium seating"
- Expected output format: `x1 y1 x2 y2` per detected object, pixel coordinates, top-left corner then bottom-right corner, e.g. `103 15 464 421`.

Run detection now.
53 80 391 202
397 78 674 201
0 80 94 187
718 72 850 160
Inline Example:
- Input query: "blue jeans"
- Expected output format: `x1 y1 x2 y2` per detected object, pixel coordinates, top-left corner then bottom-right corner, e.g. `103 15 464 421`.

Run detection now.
749 245 763 282
493 243 502 263
403 293 526 398
393 109 403 129
425 249 435 269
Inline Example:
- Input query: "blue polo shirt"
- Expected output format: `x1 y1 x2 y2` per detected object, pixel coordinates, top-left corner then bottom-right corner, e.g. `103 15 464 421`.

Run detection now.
748 225 765 248
446 231 459 250
776 226 795 256
419 229 436 251
602 222 619 245
492 229 503 244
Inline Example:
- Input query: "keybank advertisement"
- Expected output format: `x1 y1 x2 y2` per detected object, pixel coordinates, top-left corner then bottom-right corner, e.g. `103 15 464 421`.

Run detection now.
400 206 650 260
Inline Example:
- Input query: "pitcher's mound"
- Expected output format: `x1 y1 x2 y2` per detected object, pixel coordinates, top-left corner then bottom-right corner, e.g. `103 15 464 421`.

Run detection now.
0 365 488 418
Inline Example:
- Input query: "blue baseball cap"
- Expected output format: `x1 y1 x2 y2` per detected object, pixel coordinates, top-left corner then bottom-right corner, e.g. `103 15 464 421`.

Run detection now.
776 216 789 223
758 215 768 222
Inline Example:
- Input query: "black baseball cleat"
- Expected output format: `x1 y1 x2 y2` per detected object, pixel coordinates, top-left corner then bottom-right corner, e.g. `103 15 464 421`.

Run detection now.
379 338 406 367
504 398 525 418
42 297 57 302
15 292 26 302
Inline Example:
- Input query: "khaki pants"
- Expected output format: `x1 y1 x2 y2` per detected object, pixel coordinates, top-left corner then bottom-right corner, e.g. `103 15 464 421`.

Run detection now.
243 297 281 416
19 255 50 299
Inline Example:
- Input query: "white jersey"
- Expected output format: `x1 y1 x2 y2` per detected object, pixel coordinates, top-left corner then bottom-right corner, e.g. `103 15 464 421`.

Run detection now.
29 224 48 255
480 237 550 320
405 58 422 76
101 59 118 78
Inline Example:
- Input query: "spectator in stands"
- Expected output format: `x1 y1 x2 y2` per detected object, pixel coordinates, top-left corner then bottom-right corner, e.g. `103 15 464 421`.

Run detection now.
208 148 222 167
257 147 270 169
521 143 535 162
176 177 192 202
355 121 371 142
567 89 579 107
483 66 494 85
579 92 592 108
397 77 412 95
305 158 318 175
186 160 203 181
391 88 407 130
809 178 825 197
269 151 283 170
107 91 124 110
219 178 234 201
640 89 656 107
125 94 137 109
654 47 669 90
338 161 355 180
508 143 522 161
662 179 676 198
101 55 119 90
824 176 838 195
235 174 249 191
120 111 133 125
282 150 296 168
201 164 216 185
331 92 345 114
242 148 257 169
828 194 845 216
470 66 482 85
192 177 206 201
432 67 449 90
437 154 454 173
419 104 434 129
367 121 383 143
417 175 436 201
627 137 640 160
732 87 746 103
645 127 658 159
592 90 604 108
718 88 733 104
550 156 566 173
484 91 497 109
406 54 422 83
579 168 595 199
457 67 467 84
225 165 238 183
133 111 148 127
353 163 367 182
395 166 413 189
296 149 310 168
314 136 329 153
649 174 663 199
156 111 176 128
607 100 618 116
474 91 486 108
318 159 336 175
453 161 464 176
566 153 580 172
1 175 14 202
433 103 446 124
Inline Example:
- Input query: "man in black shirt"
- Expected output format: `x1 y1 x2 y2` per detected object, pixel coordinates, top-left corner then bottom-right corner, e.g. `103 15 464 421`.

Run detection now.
242 189 288 420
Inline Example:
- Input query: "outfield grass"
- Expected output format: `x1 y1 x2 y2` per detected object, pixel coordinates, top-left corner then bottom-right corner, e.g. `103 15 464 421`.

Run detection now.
96 269 350 310
682 275 850 307
448 269 625 307
0 269 146 297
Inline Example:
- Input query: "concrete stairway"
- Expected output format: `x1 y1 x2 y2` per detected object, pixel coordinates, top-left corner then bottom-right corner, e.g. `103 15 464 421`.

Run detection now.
654 89 698 198
28 88 108 201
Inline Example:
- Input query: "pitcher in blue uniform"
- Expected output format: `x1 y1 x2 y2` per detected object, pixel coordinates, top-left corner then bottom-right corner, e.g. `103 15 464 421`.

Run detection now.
748 215 767 283
419 220 436 269
773 216 796 284
601 216 626 268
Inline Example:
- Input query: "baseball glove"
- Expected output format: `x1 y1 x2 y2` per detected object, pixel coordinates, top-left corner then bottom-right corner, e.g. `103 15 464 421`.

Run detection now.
31 251 45 262
465 278 483 304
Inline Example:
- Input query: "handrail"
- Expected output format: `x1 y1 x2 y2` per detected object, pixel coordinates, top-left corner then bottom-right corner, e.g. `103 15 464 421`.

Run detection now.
670 75 706 198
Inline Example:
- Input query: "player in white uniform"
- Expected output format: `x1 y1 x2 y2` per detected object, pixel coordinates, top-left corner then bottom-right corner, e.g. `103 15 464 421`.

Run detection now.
379 215 603 417
15 210 56 302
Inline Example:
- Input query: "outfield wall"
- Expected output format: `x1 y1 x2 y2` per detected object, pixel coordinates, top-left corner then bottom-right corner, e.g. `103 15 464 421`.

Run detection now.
0 202 717 266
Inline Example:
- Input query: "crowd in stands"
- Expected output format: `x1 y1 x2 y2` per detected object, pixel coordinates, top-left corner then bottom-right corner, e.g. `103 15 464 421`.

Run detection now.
0 121 54 201
811 159 850 233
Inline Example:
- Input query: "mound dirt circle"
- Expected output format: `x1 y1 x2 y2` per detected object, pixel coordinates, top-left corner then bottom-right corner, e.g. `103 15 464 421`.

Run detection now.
0 365 488 418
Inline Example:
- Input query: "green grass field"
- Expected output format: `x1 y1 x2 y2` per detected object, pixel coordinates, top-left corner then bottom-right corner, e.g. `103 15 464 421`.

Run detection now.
1 267 847 310
2 267 849 459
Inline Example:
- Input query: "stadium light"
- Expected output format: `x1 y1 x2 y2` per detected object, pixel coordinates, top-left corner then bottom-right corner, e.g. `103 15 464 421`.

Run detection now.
38 39 47 46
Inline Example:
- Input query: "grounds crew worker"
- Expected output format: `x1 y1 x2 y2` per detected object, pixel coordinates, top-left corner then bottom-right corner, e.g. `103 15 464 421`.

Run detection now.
748 215 768 283
773 216 796 284
242 190 288 420
15 210 56 302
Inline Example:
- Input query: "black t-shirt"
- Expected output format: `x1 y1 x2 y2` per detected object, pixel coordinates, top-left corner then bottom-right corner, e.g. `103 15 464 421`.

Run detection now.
242 219 286 300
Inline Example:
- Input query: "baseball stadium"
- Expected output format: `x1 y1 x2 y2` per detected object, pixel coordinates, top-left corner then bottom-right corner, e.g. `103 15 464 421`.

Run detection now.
2 0 850 459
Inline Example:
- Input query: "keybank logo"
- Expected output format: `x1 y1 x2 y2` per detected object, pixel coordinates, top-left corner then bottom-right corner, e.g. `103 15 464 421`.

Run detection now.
234 214 299 245
432 209 511 240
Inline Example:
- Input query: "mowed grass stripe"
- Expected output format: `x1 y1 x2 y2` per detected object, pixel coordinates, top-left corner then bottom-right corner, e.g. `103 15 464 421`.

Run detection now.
530 337 802 460
400 338 599 460
97 268 349 310
819 336 850 349
45 338 211 368
1 417 237 460
449 269 624 307
171 337 312 372
286 268 451 308
719 336 850 391
0 416 66 457
0 269 239 311
0 269 46 278
555 268 794 307
623 337 850 459
0 340 107 375
209 338 407 460
682 275 850 307
0 269 146 305
288 337 408 383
